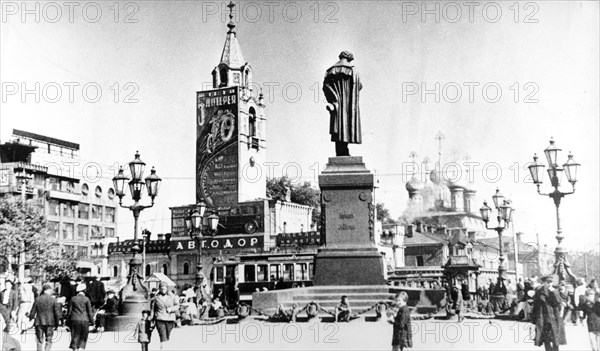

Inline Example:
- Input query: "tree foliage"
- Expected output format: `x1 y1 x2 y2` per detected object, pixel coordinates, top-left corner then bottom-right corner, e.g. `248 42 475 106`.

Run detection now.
376 203 394 224
0 197 77 281
267 177 321 226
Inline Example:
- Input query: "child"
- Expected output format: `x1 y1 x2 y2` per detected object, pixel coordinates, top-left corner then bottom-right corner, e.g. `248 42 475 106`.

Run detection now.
336 296 351 322
136 310 153 351
578 289 600 351
388 292 412 351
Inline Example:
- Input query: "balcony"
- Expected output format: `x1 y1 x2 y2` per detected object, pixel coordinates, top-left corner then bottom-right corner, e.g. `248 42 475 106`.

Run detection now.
3 161 48 173
47 190 81 202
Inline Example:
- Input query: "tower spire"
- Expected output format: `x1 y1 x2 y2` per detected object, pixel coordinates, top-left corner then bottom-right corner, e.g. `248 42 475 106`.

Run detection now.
227 1 236 35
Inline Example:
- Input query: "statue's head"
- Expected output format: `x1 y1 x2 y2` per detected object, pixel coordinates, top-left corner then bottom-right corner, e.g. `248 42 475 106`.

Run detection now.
339 50 354 62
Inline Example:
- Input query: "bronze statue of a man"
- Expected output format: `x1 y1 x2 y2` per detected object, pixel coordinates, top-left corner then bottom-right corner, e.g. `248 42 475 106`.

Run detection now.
323 51 363 156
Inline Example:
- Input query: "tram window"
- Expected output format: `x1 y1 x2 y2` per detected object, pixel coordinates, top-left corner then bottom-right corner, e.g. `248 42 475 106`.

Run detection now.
257 265 268 282
244 265 256 282
269 265 280 280
296 263 308 281
308 263 314 280
283 264 294 281
216 266 225 282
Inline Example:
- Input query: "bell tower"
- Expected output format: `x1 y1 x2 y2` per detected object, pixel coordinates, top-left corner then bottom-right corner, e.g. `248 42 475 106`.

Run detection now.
196 1 266 212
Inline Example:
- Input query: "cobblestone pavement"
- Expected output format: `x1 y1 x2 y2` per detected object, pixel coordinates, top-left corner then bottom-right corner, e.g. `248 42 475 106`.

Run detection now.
10 319 593 351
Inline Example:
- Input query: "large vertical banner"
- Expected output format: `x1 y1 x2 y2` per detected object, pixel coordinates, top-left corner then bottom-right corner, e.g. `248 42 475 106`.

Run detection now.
197 88 239 208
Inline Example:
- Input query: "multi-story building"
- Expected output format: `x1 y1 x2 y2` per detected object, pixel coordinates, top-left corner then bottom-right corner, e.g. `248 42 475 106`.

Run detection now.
0 129 119 278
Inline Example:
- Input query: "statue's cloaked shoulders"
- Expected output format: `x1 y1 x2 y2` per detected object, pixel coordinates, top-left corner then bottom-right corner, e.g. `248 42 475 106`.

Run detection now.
325 62 357 77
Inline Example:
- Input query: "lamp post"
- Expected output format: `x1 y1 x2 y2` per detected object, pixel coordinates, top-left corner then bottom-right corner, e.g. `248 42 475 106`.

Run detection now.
108 151 161 332
480 188 513 282
15 171 32 282
184 201 219 291
527 138 580 283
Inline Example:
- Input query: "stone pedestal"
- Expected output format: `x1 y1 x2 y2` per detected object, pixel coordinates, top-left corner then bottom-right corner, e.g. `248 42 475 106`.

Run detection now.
313 156 385 286
106 246 149 331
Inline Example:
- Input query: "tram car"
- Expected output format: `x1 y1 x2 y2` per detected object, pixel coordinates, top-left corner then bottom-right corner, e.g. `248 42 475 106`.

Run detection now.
211 250 316 305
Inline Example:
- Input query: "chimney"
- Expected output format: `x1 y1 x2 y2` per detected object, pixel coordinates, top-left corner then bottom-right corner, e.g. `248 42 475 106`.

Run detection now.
165 233 172 245
406 224 413 238
516 232 523 242
157 233 165 241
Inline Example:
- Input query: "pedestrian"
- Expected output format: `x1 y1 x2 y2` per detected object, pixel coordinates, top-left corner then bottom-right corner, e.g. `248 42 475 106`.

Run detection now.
66 283 94 351
589 279 600 297
461 279 471 303
532 275 566 351
487 279 496 299
135 310 153 351
450 281 464 322
94 290 118 333
28 284 61 351
574 278 588 326
0 280 19 323
85 277 105 313
578 289 600 351
389 292 412 351
150 282 179 350
517 277 525 301
17 279 35 332
336 296 351 322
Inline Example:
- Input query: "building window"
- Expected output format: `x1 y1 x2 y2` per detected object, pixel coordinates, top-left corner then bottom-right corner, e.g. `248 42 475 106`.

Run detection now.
63 203 75 218
244 265 256 282
48 200 59 216
416 256 424 266
105 207 116 223
95 186 102 198
49 178 59 191
308 263 314 280
81 183 89 196
183 262 190 275
113 266 118 277
77 246 87 258
162 264 169 275
216 266 225 282
62 223 74 241
92 205 103 221
105 227 115 238
48 221 59 239
108 188 115 200
91 226 102 238
79 204 89 219
146 265 151 277
283 264 294 281
77 225 88 241
66 181 75 193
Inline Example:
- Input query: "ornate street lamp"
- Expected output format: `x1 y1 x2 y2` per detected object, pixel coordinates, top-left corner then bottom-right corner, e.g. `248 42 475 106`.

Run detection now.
108 151 161 332
528 138 580 283
480 189 513 281
185 201 219 291
112 151 162 240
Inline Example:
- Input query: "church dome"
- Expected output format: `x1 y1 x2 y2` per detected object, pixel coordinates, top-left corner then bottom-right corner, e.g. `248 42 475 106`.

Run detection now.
406 175 424 192
429 169 444 184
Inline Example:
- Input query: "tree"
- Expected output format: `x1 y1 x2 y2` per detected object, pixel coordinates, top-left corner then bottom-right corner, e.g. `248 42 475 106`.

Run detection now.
267 177 321 227
0 197 77 282
376 203 393 224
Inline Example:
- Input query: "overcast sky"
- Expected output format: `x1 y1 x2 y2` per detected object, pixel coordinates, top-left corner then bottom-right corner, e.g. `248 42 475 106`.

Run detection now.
1 1 598 252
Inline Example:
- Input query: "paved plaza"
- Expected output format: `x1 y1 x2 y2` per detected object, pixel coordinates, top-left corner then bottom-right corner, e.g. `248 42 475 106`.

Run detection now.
10 319 592 351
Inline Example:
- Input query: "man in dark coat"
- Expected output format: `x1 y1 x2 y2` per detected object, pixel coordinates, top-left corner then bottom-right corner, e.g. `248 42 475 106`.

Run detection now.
532 275 566 351
85 277 105 312
28 284 60 351
0 281 19 322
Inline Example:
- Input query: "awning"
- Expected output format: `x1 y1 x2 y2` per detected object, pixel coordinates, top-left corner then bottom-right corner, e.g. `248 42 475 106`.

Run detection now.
144 273 175 286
